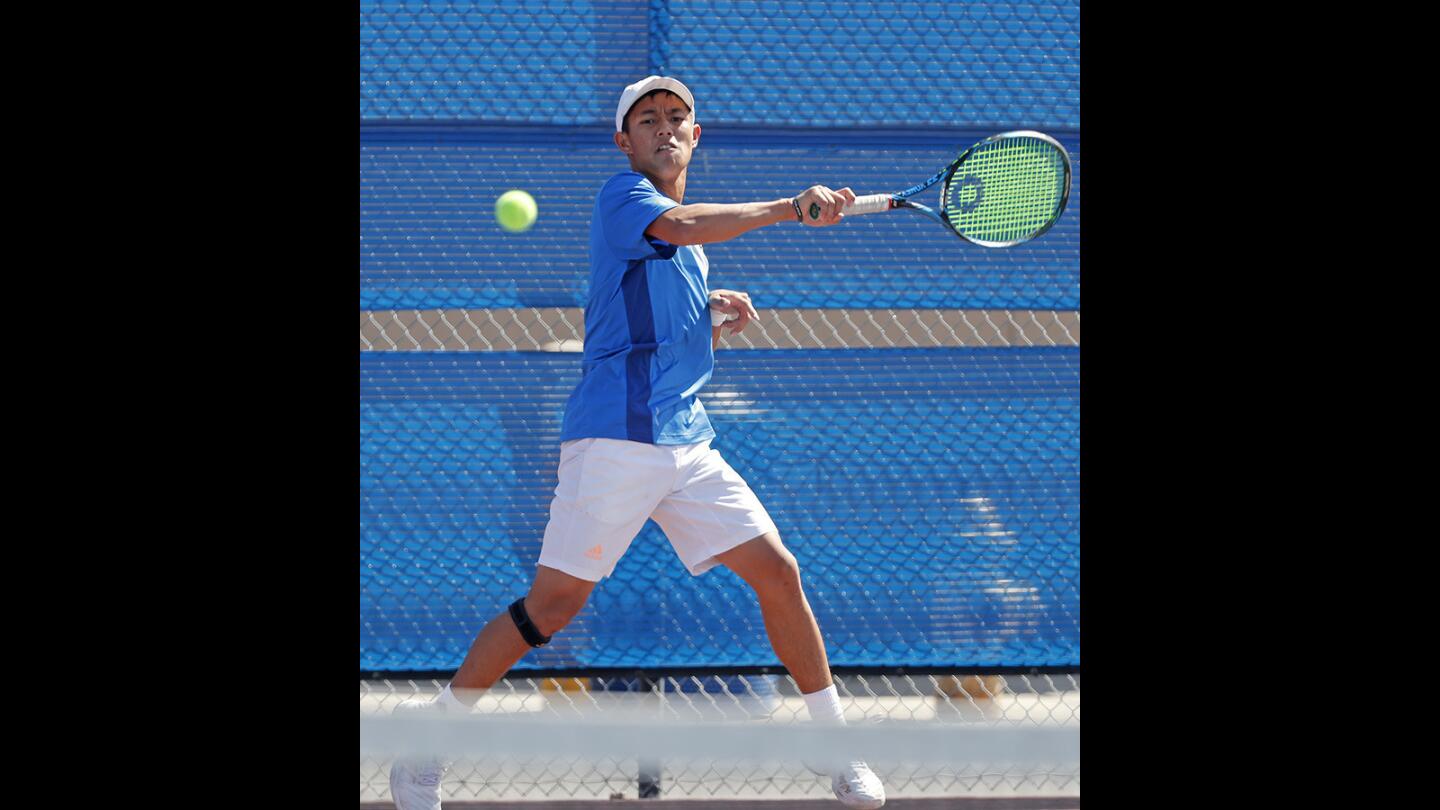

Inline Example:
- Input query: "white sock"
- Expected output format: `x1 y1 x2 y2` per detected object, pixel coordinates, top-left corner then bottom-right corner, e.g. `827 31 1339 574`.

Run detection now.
802 683 846 725
434 683 471 713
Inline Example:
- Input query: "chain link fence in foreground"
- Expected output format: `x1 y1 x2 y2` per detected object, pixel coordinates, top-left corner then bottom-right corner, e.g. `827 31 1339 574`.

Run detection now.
361 672 1079 802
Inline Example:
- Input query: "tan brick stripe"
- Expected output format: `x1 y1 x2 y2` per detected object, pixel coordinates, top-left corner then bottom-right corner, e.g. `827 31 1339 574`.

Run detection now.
361 309 1079 352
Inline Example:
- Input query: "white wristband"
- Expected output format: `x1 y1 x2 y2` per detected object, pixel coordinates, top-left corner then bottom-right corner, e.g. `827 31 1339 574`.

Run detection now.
711 308 738 327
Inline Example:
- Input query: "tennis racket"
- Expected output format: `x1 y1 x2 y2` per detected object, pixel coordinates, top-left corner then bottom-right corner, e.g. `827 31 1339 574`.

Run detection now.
811 130 1071 247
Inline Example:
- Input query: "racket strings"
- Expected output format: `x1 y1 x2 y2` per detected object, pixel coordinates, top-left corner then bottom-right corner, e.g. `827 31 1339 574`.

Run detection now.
944 138 1066 245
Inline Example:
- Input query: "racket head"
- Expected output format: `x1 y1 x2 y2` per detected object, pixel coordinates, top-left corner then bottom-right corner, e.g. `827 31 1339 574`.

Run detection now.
938 131 1071 248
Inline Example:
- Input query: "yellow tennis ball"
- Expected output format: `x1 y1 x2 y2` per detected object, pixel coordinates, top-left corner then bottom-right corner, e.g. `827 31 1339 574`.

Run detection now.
495 190 537 233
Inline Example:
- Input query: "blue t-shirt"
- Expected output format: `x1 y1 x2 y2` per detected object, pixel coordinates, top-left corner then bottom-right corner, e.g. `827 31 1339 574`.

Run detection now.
560 172 716 445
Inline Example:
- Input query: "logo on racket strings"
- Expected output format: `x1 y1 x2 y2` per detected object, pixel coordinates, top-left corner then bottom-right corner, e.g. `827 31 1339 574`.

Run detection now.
952 175 984 214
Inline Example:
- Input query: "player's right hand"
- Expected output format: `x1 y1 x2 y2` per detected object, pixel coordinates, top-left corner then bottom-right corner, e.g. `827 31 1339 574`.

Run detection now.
795 185 856 227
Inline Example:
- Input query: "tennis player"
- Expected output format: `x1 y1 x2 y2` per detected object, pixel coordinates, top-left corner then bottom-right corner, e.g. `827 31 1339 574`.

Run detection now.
390 75 884 810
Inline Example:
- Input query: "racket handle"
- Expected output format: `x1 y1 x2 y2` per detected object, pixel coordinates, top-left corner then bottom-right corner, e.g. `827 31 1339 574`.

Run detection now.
843 194 893 216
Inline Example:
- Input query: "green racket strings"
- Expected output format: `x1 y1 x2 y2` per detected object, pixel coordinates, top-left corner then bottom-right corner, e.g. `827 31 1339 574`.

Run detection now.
945 137 1066 244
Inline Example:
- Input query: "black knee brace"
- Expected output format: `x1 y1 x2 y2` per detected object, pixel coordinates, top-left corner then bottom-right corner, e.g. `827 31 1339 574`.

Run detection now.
508 598 553 647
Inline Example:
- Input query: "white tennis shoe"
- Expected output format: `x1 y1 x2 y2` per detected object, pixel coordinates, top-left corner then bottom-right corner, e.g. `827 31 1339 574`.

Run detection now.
388 698 450 810
831 760 886 809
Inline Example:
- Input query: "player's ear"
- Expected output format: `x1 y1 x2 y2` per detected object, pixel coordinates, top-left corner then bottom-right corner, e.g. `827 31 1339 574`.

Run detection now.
614 131 632 155
691 121 700 146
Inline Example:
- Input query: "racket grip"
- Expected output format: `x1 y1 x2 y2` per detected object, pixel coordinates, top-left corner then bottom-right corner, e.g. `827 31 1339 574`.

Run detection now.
843 194 893 216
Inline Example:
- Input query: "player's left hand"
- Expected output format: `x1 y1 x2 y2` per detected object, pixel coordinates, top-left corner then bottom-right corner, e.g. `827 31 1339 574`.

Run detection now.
709 289 758 336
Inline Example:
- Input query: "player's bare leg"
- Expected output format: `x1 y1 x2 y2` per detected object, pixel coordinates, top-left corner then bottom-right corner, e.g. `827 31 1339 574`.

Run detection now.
389 565 595 810
450 564 596 698
715 532 832 692
716 533 886 809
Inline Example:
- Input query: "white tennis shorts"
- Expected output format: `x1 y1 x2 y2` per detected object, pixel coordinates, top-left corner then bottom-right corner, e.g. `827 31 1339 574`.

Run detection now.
538 437 778 581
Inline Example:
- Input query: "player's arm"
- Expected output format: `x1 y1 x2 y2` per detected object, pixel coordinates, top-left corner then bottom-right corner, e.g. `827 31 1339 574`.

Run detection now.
648 185 857 245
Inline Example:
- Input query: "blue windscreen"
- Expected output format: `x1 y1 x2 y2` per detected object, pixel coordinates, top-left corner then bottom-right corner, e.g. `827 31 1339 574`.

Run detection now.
360 129 1079 310
359 1 1079 130
360 348 1079 671
360 0 649 123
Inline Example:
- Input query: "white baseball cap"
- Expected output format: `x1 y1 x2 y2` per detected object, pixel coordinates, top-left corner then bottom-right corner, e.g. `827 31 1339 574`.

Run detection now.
615 75 695 132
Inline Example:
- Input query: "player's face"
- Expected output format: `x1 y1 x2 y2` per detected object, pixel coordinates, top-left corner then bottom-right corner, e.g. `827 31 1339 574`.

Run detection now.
617 92 698 179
